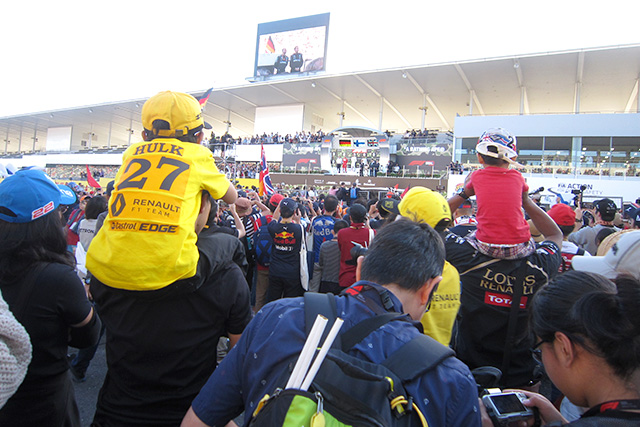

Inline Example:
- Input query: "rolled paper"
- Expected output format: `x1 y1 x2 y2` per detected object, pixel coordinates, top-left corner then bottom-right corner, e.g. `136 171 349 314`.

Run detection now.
300 318 344 391
285 314 328 389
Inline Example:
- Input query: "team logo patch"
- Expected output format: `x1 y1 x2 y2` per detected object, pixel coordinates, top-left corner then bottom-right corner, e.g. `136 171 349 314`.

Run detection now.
484 291 527 309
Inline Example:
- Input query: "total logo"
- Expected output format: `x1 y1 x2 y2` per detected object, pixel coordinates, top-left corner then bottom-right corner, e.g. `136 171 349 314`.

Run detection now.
484 292 528 309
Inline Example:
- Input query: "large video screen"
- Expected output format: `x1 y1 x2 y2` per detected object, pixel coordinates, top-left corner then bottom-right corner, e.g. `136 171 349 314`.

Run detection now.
253 13 330 79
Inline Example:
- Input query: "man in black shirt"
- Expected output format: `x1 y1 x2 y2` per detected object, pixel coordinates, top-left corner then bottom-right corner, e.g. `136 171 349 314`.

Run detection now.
290 46 303 72
274 48 289 74
90 192 252 426
267 198 304 301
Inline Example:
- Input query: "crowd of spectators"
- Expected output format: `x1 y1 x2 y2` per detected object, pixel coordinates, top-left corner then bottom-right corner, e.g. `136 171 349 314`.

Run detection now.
46 165 118 180
208 130 326 145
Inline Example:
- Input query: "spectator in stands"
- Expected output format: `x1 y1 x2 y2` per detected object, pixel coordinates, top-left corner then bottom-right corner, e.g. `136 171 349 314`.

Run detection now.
502 271 640 426
570 198 620 255
446 189 562 388
546 203 589 273
0 169 101 425
337 204 375 289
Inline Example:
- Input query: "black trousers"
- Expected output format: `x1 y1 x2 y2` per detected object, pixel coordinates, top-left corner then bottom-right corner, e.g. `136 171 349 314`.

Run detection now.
267 275 304 302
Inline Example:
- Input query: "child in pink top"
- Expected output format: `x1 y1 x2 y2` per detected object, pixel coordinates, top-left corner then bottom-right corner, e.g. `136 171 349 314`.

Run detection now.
453 128 535 259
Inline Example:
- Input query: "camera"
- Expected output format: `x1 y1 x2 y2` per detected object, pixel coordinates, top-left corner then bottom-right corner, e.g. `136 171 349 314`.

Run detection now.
346 243 368 266
571 185 588 208
482 390 533 426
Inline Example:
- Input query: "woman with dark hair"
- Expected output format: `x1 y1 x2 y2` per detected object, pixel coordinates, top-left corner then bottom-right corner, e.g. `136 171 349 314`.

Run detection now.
489 271 640 426
0 169 101 426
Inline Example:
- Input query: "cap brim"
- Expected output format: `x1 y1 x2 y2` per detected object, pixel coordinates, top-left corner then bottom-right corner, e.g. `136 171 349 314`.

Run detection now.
203 121 212 130
58 184 77 205
571 255 616 279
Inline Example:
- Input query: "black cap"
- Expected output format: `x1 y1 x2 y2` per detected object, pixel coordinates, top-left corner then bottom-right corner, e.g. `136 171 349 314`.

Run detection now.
377 198 399 217
349 204 367 223
279 198 297 218
595 198 617 221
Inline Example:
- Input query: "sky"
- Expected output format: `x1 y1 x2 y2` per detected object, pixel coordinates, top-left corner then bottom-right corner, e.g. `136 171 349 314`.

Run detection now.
1 0 639 117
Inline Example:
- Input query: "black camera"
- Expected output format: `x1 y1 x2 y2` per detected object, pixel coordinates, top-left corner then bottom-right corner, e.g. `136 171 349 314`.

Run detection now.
572 185 588 208
482 390 534 426
346 243 368 266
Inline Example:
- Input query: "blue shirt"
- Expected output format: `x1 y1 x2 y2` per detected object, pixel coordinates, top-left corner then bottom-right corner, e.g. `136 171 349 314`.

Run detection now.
311 214 336 262
191 282 481 427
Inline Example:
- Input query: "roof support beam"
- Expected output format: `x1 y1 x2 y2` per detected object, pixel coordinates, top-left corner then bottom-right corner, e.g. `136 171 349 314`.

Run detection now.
316 81 375 128
514 60 530 115
455 64 484 115
624 78 639 113
354 75 412 129
573 51 585 113
405 71 451 130
270 85 302 103
221 90 257 107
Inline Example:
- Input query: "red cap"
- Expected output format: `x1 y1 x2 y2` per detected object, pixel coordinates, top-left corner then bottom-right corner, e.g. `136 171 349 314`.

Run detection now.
547 203 575 226
268 193 284 209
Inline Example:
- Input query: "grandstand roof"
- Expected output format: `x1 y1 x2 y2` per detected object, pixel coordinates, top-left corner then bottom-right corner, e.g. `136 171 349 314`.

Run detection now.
2 44 640 152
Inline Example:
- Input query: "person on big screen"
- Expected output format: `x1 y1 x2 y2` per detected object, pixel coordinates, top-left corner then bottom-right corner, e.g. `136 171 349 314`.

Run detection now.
484 271 640 426
449 128 534 260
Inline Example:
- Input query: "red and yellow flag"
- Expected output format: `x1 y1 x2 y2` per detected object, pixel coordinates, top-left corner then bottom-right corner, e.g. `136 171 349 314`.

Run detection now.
266 36 275 53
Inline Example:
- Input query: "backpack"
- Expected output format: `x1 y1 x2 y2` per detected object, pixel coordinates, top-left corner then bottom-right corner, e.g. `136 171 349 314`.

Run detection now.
350 187 357 199
252 215 273 267
249 292 454 427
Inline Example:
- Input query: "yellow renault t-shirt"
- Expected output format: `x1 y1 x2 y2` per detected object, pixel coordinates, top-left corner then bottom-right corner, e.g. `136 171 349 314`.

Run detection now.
421 261 461 346
86 139 230 291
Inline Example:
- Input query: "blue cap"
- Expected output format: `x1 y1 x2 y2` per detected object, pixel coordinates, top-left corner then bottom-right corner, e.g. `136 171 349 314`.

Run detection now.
0 169 77 223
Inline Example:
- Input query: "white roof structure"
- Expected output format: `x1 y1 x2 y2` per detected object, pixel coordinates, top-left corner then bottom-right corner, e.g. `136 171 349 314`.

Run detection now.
1 43 639 153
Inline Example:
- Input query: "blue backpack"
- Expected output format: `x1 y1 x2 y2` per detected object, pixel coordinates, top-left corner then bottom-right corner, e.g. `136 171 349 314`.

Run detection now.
252 215 273 267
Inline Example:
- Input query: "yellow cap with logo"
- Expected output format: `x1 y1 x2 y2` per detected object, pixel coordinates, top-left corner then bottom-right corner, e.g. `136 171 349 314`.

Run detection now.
398 186 451 227
142 91 211 138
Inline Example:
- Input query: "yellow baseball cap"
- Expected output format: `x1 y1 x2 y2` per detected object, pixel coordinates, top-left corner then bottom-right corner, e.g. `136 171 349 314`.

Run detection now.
398 186 451 227
142 91 211 138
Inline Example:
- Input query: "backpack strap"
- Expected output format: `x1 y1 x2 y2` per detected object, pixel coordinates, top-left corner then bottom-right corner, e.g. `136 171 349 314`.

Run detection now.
382 334 455 382
341 312 406 351
304 292 342 349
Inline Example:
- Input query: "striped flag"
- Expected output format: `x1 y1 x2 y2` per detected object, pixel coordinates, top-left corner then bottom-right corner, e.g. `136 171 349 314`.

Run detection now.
258 144 275 196
198 88 212 108
266 36 275 53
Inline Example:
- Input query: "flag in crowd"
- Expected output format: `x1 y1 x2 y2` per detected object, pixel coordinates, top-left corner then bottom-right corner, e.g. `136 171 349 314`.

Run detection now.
259 144 275 196
85 165 101 188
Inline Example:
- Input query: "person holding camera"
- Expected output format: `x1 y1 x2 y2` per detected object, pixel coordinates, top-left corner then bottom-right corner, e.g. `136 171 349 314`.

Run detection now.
481 270 640 426
569 198 620 255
